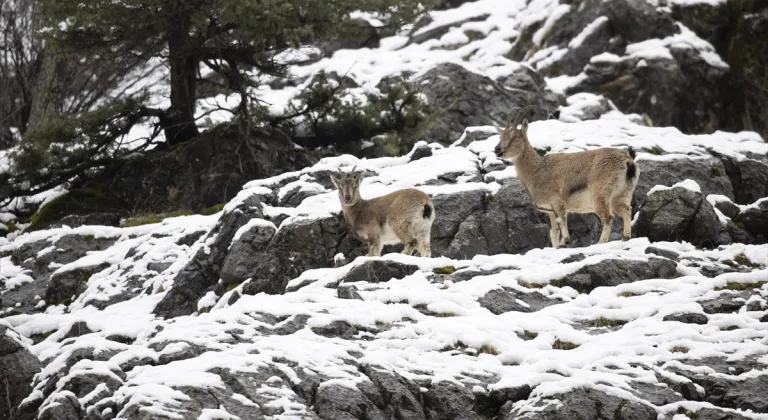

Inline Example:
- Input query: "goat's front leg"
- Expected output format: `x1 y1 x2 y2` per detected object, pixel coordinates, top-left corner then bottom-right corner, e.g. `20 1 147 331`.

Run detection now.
551 202 571 246
366 236 383 257
547 212 561 248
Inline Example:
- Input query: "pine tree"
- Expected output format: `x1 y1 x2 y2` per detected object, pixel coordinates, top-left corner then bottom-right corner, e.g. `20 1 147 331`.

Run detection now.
0 0 434 207
38 0 431 146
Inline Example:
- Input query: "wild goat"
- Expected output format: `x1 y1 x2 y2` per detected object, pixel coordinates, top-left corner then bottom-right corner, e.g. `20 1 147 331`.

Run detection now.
494 109 640 248
330 168 435 257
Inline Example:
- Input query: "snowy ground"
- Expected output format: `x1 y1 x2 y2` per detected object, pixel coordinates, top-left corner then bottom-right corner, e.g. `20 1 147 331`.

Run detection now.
1 0 767 417
1 116 767 419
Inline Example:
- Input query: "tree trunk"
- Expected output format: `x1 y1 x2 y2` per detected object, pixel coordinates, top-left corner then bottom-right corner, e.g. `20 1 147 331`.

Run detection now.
26 48 66 134
165 31 200 146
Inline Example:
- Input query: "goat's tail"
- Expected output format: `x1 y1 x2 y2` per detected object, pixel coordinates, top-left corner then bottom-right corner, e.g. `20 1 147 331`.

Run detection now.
626 160 638 183
627 146 636 159
423 203 434 219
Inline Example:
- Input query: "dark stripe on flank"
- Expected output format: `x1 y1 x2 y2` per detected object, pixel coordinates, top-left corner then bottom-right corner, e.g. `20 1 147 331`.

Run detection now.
566 182 587 196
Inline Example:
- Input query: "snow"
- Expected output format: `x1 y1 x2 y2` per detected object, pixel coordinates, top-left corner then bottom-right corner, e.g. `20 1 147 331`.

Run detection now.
231 218 277 244
558 92 616 123
463 119 766 162
1 127 767 418
648 179 702 195
625 23 729 69
532 4 571 46
1 0 767 417
568 16 609 49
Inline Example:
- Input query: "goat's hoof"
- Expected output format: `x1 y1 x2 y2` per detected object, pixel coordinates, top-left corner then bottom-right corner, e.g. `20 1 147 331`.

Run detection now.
562 237 571 246
622 235 631 241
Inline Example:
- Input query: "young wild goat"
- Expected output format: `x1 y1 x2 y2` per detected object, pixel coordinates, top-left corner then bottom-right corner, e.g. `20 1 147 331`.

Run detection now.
330 168 435 257
494 110 640 248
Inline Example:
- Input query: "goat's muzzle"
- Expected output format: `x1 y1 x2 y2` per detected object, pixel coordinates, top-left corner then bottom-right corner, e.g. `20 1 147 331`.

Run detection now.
494 144 502 157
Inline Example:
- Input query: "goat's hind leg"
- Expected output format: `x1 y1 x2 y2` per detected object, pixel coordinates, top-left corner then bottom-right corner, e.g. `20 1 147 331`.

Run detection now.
392 222 417 256
594 195 614 244
415 221 432 258
547 212 561 248
612 195 633 241
551 202 571 246
367 236 383 257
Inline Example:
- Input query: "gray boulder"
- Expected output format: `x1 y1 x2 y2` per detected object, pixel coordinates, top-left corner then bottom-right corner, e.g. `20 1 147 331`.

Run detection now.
416 63 563 144
714 155 768 205
0 325 41 420
735 199 768 242
314 367 425 420
50 212 123 229
2 234 116 316
154 194 266 318
663 312 709 325
668 356 768 414
338 259 420 285
633 184 728 248
552 257 678 293
478 288 563 314
503 388 657 420
219 220 277 285
44 262 110 306
632 157 733 209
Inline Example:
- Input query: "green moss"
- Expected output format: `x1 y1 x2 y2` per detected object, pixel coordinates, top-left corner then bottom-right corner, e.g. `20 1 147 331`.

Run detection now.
644 146 664 155
710 166 723 177
676 407 699 418
735 221 746 228
552 339 580 350
522 330 538 339
590 316 626 328
733 252 762 268
715 281 766 291
122 210 193 227
201 203 226 215
617 291 639 297
478 344 499 355
518 280 547 289
670 346 689 353
5 221 18 233
28 188 128 231
432 265 456 275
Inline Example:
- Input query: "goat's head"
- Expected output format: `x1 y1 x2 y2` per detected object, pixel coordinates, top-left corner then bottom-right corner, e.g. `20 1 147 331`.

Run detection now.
494 110 530 160
330 167 364 206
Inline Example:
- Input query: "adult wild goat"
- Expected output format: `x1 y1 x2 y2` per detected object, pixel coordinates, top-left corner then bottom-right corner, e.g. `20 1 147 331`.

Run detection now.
494 109 640 248
330 168 435 257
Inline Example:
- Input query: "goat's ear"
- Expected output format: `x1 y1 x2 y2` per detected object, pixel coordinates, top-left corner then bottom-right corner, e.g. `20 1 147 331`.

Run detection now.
520 119 529 134
329 173 341 188
355 171 365 184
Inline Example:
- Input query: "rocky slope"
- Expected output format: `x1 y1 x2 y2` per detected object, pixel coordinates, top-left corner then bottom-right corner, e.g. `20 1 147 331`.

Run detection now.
1 117 768 420
4 0 765 221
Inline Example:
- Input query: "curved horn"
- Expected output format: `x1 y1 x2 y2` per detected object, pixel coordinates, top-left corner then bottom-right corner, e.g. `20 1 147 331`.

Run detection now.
506 107 521 127
513 104 538 128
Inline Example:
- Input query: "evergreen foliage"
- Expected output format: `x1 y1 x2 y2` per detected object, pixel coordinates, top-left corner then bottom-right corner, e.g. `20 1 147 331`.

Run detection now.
2 0 435 208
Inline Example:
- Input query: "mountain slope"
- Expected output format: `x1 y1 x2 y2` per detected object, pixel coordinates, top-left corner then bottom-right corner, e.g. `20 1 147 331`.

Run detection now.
1 118 767 420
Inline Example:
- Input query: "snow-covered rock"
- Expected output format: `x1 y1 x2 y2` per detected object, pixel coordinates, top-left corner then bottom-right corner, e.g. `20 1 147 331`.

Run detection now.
1 117 768 420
